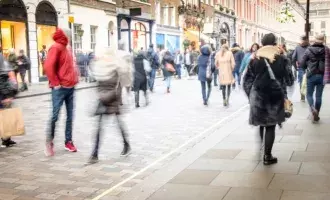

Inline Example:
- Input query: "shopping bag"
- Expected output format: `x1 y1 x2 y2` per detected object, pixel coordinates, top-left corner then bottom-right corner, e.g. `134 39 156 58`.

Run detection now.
0 107 25 138
301 74 307 96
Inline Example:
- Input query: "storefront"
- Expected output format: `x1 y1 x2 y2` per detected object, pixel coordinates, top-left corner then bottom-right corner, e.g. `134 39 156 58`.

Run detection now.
117 14 154 52
156 25 181 53
36 1 57 80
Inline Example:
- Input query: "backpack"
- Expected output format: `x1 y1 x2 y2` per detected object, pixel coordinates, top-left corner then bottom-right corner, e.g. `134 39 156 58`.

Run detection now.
307 49 325 78
146 51 154 67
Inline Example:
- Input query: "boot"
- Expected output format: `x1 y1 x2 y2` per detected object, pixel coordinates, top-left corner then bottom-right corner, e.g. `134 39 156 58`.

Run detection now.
167 87 170 93
263 154 278 165
121 143 131 156
135 92 140 108
301 94 305 102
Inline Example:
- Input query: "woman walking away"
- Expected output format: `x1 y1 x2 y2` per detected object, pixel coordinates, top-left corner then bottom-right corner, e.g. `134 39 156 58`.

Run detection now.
89 47 132 164
133 51 148 108
240 43 260 75
198 45 214 105
162 51 175 93
243 33 290 165
216 44 235 106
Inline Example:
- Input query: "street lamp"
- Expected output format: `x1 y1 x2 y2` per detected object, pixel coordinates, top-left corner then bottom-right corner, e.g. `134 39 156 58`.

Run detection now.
305 0 310 40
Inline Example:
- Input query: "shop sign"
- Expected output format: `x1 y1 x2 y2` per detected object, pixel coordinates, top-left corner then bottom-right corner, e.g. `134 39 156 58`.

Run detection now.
68 16 74 23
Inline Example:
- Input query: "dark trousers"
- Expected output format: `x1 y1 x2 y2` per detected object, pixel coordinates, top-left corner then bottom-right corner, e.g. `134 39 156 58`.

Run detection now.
185 65 192 76
176 64 181 79
92 114 129 157
307 74 324 112
221 85 231 100
16 69 28 90
200 81 212 102
148 69 157 90
213 69 218 86
135 90 148 106
47 88 75 143
259 125 276 156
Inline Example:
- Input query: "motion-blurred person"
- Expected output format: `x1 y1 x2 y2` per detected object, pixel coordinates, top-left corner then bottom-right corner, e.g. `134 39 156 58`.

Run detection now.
133 51 148 108
292 36 309 101
175 50 183 79
89 47 132 163
146 44 160 92
216 44 235 106
210 47 218 86
198 45 214 105
44 28 79 156
8 49 18 78
184 48 193 77
239 43 260 75
243 33 290 165
231 43 245 88
16 50 30 92
162 50 175 93
300 34 328 123
39 45 47 71
0 54 18 147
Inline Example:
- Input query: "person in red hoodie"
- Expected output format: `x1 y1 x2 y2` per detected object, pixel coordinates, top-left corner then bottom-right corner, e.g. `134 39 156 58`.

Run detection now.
44 28 79 156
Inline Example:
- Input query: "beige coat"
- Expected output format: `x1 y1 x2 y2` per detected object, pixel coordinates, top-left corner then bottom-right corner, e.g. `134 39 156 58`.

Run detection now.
215 50 235 85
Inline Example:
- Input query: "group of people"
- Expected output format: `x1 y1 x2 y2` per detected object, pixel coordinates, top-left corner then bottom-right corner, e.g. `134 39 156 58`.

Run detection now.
7 49 30 92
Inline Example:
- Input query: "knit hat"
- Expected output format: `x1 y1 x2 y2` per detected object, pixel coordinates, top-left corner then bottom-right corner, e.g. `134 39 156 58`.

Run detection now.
261 33 277 46
315 34 325 43
232 43 239 48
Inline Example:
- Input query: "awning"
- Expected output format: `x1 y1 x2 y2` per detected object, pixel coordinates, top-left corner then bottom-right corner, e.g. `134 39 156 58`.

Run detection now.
184 30 216 46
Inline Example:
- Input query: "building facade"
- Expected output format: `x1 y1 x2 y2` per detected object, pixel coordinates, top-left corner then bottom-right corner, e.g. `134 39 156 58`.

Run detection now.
0 0 68 83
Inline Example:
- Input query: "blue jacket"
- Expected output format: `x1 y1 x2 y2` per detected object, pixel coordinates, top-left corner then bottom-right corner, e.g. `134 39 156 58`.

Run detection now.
232 47 245 72
147 48 160 69
239 52 252 74
197 46 212 82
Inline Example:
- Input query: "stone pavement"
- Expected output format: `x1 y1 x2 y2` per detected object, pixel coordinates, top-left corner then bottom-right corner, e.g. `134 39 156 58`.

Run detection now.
110 85 330 200
0 77 248 200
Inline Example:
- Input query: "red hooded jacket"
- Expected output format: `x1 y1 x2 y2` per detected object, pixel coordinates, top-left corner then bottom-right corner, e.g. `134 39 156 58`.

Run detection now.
44 28 78 88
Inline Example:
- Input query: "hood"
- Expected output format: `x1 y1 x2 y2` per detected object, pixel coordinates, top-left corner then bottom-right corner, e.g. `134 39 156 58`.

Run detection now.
309 43 325 55
256 46 280 63
231 47 241 53
300 41 309 47
200 45 211 56
53 28 68 46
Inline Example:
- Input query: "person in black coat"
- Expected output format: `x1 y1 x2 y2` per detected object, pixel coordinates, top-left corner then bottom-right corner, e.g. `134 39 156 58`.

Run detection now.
243 33 290 166
133 51 148 108
162 51 175 93
16 49 30 92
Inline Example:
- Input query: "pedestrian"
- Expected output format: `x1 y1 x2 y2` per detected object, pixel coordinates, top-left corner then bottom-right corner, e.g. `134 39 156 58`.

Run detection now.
184 48 193 77
146 44 160 92
39 45 47 73
175 50 183 79
16 49 30 92
292 35 309 101
162 50 175 93
44 28 79 156
300 34 328 123
8 49 18 79
231 43 245 88
239 43 260 75
210 47 218 86
89 47 132 163
243 33 290 165
0 54 18 147
198 45 214 105
133 51 148 108
216 44 235 107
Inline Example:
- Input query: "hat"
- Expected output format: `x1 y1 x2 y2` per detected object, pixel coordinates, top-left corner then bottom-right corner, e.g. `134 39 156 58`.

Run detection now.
232 43 239 48
261 33 277 46
315 34 325 43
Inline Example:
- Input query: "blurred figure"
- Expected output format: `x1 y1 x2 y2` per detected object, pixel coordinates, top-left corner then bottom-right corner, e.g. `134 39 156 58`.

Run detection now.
243 33 290 165
231 43 245 88
133 51 148 108
39 45 47 72
301 34 328 123
0 54 18 147
44 28 79 156
292 36 309 102
175 50 183 79
162 50 175 93
16 50 30 92
8 49 18 78
216 44 235 106
198 45 214 105
210 47 218 86
89 47 132 163
146 44 160 92
239 43 260 75
184 48 193 77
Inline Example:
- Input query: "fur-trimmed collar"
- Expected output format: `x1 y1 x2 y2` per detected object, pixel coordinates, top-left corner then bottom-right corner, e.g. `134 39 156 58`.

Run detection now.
231 47 241 52
256 46 280 63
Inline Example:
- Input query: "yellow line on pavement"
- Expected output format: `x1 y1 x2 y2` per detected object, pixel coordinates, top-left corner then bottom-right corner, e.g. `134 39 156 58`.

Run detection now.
92 104 249 200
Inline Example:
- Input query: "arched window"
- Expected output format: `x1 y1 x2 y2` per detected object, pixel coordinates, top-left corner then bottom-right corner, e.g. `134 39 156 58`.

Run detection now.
135 22 146 32
108 21 114 47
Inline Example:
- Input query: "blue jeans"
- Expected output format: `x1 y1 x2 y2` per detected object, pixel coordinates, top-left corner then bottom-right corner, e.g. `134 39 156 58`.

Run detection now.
233 68 240 85
148 69 157 90
166 76 172 88
48 87 75 143
298 68 305 88
176 64 181 79
307 74 324 112
213 69 218 86
201 81 212 102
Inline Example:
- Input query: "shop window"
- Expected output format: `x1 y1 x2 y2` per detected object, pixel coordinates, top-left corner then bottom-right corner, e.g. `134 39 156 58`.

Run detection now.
132 22 147 51
1 21 27 58
90 26 97 51
73 24 82 53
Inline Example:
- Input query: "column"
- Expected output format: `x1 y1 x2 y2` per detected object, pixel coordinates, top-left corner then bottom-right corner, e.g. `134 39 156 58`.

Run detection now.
27 4 39 83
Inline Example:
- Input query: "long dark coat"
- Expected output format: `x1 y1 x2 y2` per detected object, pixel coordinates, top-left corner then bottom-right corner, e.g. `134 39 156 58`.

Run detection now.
162 52 175 77
133 54 147 91
243 46 289 126
197 45 211 82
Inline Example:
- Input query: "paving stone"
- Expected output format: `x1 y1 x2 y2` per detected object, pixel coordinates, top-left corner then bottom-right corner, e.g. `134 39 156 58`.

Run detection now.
291 151 330 162
56 190 81 197
210 172 274 188
169 169 220 185
15 185 39 191
35 193 61 199
0 193 18 200
147 183 230 200
76 187 99 193
281 191 330 200
235 150 293 161
254 161 301 174
188 158 258 172
201 149 241 159
223 188 282 200
269 174 330 192
299 162 330 176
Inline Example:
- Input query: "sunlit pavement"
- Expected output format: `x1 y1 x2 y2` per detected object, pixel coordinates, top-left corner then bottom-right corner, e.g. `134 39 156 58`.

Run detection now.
1 79 330 200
